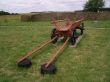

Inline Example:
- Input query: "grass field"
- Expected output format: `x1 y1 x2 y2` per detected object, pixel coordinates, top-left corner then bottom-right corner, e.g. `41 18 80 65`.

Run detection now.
0 15 110 82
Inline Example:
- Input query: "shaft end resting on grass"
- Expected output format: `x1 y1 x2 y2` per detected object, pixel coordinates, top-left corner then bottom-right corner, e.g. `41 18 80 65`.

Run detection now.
41 63 56 75
18 58 32 68
17 37 57 68
40 38 69 75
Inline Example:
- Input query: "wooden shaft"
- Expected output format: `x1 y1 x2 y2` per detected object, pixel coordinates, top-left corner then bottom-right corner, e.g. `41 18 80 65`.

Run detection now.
52 20 65 23
53 21 62 30
45 37 69 68
74 19 83 23
18 37 57 63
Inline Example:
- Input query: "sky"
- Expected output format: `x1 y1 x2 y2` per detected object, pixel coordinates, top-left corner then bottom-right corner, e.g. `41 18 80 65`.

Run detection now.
0 0 110 13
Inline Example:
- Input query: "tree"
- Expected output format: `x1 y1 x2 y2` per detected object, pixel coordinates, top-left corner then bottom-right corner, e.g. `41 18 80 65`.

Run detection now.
0 10 18 15
0 11 10 15
84 0 105 12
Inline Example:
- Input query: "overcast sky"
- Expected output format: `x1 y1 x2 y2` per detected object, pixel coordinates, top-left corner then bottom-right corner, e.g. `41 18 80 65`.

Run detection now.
0 0 110 13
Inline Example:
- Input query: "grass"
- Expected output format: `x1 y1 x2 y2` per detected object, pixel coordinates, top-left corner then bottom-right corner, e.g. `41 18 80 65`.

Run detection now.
0 15 110 82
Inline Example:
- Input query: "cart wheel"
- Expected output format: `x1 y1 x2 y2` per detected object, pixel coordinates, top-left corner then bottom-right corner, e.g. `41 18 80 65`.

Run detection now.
80 23 84 35
70 29 76 45
51 28 58 44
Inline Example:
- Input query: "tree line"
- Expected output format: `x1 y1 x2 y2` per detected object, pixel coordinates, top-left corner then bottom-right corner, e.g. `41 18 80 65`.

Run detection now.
0 11 18 15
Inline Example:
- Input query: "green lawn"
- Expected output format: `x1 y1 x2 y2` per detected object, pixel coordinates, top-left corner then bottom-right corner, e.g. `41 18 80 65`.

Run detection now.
0 15 110 82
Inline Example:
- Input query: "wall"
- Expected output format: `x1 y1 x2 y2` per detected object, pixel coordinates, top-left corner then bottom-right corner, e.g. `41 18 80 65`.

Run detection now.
21 12 110 21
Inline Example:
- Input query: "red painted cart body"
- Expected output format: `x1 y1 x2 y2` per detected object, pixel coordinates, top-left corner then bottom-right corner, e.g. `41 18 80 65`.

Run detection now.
52 19 83 38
